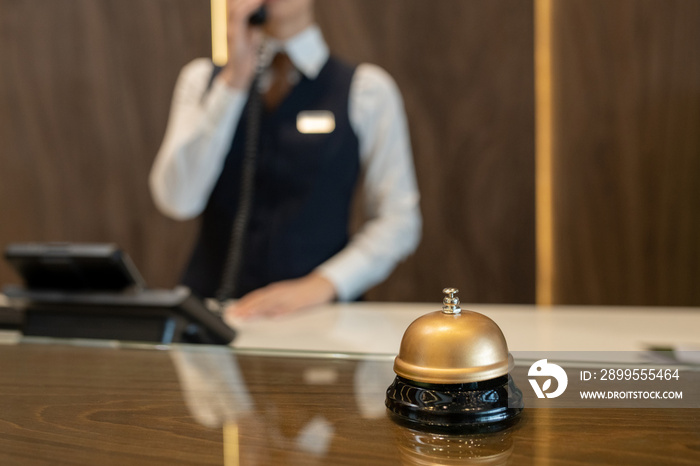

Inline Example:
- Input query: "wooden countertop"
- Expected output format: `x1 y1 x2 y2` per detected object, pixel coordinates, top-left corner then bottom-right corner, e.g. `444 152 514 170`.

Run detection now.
0 342 698 465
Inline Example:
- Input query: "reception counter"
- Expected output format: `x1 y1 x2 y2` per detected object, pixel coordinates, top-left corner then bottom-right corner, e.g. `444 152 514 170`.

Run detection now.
228 302 700 354
1 302 699 464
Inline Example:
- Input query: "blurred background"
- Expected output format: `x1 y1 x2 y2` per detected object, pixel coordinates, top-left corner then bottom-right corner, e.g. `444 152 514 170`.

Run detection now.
0 0 698 306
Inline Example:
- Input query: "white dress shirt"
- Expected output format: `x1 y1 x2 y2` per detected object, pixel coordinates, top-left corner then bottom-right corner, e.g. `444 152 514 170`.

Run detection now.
150 26 421 301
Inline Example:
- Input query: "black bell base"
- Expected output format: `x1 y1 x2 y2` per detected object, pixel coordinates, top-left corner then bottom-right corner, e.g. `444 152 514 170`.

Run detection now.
385 374 523 434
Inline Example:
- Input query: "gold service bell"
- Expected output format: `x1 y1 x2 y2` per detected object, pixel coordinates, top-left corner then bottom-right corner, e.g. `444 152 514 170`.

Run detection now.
385 288 523 432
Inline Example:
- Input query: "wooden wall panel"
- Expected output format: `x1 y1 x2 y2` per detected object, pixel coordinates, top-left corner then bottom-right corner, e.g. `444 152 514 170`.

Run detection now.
0 0 209 288
551 0 700 305
317 0 536 303
0 0 536 304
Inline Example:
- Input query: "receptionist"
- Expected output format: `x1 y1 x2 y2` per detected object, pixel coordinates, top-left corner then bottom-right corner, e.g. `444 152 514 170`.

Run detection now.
150 0 421 319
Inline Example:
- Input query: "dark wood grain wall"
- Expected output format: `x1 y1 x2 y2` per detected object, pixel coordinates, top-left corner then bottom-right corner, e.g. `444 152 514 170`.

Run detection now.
0 0 535 303
316 0 536 303
3 0 699 306
551 0 700 305
2 0 698 306
0 0 207 291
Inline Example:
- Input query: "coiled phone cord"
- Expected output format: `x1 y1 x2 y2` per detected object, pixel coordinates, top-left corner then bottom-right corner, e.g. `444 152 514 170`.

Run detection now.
215 47 267 303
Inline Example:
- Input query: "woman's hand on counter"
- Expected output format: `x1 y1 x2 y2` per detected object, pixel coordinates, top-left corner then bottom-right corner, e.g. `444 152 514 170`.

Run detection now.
225 273 337 320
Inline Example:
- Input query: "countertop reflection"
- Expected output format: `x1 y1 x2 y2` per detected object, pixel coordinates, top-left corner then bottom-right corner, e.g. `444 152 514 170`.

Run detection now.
170 345 399 464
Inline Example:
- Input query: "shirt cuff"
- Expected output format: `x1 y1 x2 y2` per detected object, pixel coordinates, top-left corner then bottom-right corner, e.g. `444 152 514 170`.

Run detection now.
314 251 391 302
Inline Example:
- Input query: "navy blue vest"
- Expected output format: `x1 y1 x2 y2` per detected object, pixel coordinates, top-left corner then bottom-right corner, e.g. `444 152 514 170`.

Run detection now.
182 57 360 298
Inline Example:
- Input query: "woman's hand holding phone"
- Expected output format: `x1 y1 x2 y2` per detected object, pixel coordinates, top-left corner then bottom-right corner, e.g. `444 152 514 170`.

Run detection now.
219 0 266 90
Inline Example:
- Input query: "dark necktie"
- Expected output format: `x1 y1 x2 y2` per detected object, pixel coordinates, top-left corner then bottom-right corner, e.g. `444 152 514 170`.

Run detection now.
264 52 295 111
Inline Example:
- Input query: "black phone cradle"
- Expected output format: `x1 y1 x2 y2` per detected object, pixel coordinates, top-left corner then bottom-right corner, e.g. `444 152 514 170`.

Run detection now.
3 285 235 345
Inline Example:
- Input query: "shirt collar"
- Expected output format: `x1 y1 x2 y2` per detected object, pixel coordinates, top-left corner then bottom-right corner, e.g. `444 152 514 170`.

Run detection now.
263 25 329 80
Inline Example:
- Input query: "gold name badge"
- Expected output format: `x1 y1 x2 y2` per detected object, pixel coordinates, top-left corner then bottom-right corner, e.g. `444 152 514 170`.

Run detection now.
296 111 336 134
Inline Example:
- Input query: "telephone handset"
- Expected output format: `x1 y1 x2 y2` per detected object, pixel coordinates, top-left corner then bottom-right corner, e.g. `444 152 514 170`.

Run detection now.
203 5 266 96
248 5 267 26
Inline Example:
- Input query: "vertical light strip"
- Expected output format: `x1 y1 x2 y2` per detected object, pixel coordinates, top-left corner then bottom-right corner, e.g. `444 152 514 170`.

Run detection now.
535 0 554 306
223 422 240 466
211 0 228 66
